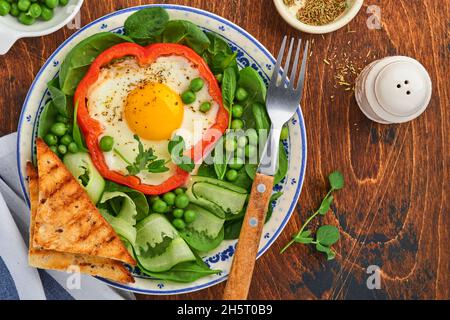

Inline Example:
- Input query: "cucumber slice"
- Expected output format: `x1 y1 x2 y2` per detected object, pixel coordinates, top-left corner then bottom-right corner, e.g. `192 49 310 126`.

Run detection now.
134 214 196 272
63 152 105 204
135 214 178 251
185 176 248 217
99 191 137 245
185 204 225 239
179 204 225 252
189 176 248 194
138 237 196 273
192 182 247 215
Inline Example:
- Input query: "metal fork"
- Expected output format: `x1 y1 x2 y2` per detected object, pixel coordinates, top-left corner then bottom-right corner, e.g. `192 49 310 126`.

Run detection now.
223 37 309 300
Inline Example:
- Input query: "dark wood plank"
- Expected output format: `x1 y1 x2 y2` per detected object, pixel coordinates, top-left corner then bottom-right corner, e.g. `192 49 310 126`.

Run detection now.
0 0 448 300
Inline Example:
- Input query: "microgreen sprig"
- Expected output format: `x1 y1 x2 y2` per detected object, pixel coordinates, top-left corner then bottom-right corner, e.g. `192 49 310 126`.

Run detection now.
280 171 344 260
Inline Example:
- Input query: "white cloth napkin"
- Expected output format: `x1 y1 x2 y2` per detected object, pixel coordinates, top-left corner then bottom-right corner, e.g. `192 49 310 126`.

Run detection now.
0 132 135 300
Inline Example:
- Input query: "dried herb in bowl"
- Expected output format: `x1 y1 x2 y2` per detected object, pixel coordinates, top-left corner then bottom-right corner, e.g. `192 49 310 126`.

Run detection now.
284 0 348 26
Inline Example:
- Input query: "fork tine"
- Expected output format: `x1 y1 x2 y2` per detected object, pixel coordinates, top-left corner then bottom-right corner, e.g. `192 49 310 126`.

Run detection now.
280 38 295 87
289 39 302 89
296 40 310 96
270 36 287 86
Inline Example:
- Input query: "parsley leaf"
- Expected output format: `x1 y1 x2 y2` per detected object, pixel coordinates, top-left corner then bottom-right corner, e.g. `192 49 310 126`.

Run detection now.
118 135 169 176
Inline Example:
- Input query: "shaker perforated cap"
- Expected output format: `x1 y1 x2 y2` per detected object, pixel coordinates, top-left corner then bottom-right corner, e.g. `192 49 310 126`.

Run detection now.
361 56 432 124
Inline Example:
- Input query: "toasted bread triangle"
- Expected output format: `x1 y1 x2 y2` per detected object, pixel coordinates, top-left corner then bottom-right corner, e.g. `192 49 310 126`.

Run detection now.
27 163 134 284
33 139 136 266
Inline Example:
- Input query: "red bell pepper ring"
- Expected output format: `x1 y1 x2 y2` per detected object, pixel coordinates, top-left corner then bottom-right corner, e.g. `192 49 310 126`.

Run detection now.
74 43 229 195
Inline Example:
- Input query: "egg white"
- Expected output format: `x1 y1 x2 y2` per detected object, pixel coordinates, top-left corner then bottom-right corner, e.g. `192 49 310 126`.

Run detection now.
86 56 219 186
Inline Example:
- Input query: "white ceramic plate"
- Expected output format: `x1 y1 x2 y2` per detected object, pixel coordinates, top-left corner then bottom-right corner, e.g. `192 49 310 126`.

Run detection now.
17 4 307 295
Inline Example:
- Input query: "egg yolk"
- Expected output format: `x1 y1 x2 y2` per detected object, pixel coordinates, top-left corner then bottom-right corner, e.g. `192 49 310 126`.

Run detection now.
124 83 184 141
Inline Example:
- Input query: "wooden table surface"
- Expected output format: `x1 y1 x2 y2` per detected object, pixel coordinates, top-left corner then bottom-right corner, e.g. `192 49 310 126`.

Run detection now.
1 0 448 300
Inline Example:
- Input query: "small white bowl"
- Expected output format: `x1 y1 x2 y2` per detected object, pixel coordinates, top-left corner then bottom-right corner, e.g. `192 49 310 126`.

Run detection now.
0 0 84 55
273 0 364 34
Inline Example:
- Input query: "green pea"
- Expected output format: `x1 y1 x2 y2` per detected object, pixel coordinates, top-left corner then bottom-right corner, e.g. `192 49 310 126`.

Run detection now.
280 127 289 140
226 169 238 182
57 144 67 155
215 74 223 83
44 133 58 146
172 218 186 230
10 3 19 16
18 12 35 24
0 0 11 16
99 136 114 152
199 102 211 113
181 90 196 104
189 78 204 92
40 5 53 21
231 119 244 130
173 209 184 219
56 115 69 123
152 199 168 214
44 0 58 9
68 142 78 154
229 157 244 170
60 134 73 146
50 122 67 137
175 194 190 209
247 128 259 146
28 2 41 17
149 196 160 204
225 138 237 153
49 146 59 155
184 210 197 223
237 136 248 148
235 87 249 102
59 0 68 5
245 145 258 158
174 188 185 195
232 104 244 119
162 192 176 206
17 0 30 11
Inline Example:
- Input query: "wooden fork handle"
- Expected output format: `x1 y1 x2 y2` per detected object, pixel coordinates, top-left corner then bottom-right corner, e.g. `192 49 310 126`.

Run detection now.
223 173 275 300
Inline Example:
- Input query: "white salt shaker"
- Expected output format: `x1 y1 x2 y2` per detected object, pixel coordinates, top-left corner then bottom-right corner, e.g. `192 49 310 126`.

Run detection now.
355 56 432 124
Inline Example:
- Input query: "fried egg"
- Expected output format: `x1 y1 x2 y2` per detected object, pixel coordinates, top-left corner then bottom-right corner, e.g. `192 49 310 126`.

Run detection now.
86 55 219 185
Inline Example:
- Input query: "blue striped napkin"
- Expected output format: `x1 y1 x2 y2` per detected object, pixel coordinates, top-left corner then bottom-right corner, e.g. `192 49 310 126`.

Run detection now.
0 133 135 300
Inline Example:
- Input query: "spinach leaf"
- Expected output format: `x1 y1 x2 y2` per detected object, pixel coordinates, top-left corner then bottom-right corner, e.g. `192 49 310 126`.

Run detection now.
224 218 243 240
103 181 149 222
124 7 169 44
197 163 217 179
72 102 88 152
204 32 238 75
59 32 132 96
244 144 288 185
47 78 70 118
238 67 267 107
221 67 237 109
37 101 58 138
140 259 220 283
162 20 210 55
